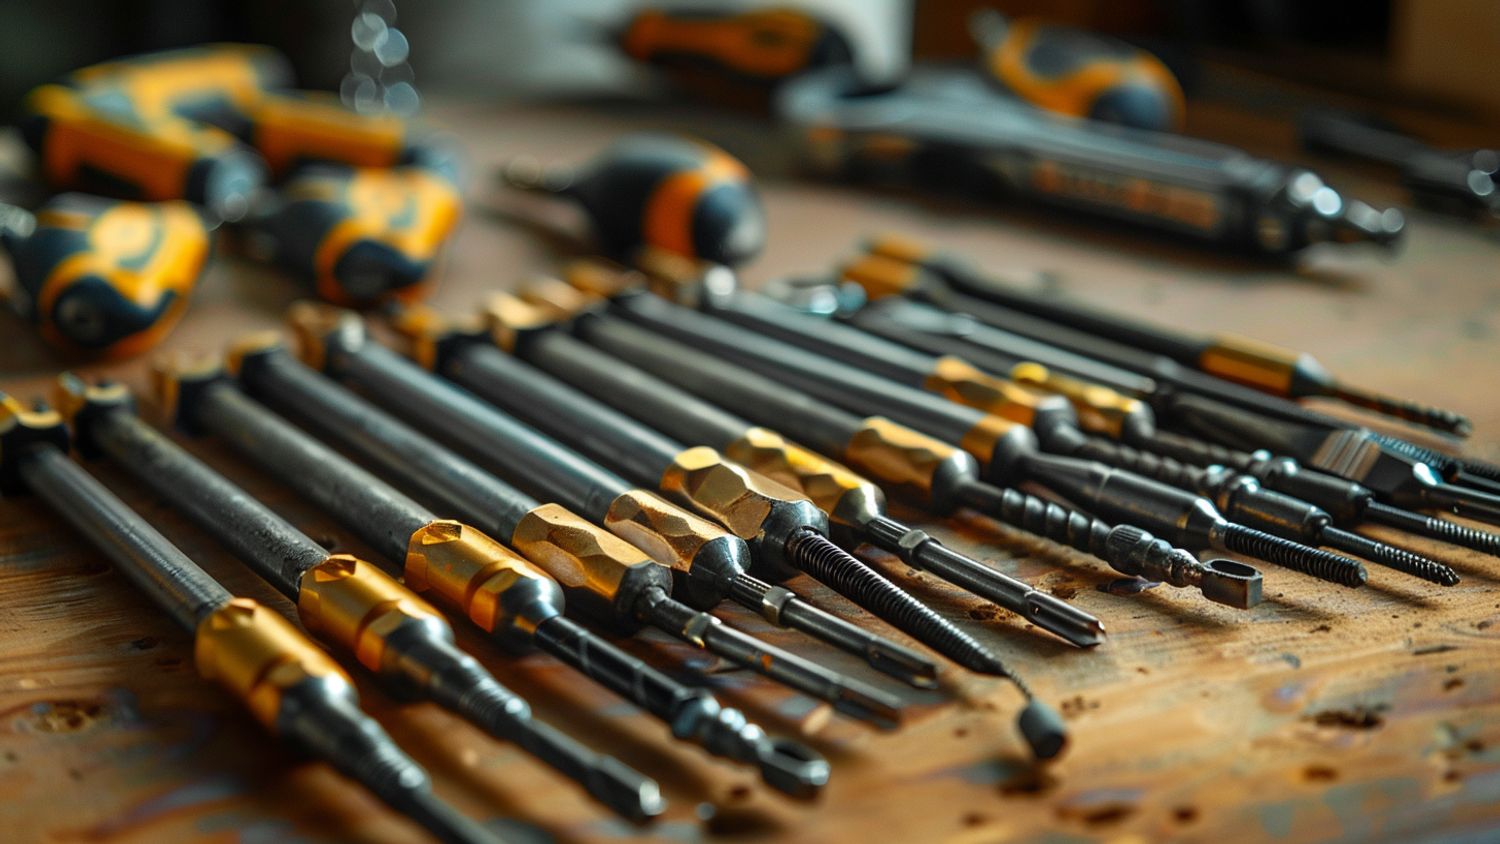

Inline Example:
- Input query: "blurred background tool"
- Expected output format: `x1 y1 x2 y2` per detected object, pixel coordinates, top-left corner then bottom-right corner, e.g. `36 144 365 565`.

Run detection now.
498 134 765 268
1299 109 1500 221
258 318 833 797
861 233 1471 436
780 66 1404 256
969 9 1184 131
155 353 664 821
0 394 498 844
0 194 210 356
551 303 1260 610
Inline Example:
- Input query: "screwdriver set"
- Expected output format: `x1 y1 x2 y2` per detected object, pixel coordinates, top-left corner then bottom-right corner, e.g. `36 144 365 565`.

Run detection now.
4 5 1500 842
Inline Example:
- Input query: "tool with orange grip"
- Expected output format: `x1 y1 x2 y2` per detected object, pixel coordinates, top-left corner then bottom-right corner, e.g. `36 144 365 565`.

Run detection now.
500 133 764 267
1 194 210 356
619 6 854 88
970 10 1183 132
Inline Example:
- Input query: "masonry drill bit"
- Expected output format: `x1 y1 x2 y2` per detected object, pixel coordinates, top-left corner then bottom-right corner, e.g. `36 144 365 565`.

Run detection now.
835 297 1500 560
389 308 935 690
0 396 498 844
284 308 1066 759
151 355 663 820
224 337 899 730
861 233 1471 436
227 337 830 796
604 292 1367 587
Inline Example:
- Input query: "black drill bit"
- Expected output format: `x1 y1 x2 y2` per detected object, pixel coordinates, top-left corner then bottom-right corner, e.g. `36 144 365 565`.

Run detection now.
225 339 830 795
605 291 1365 587
0 395 500 844
555 308 1258 612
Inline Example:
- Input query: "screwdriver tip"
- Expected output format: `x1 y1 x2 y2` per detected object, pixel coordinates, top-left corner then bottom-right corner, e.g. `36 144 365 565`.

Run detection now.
833 685 906 731
757 738 832 799
589 758 667 822
1023 591 1106 648
867 642 942 689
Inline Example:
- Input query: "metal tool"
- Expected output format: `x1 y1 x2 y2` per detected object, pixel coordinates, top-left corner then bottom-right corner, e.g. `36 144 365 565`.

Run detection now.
239 327 831 795
152 354 663 820
498 134 765 267
392 306 937 688
0 394 497 844
861 233 1471 436
286 307 1066 759
603 292 1368 587
702 287 1454 585
1 194 210 356
242 328 902 728
52 375 667 809
1300 109 1499 220
970 10 1184 131
778 66 1403 255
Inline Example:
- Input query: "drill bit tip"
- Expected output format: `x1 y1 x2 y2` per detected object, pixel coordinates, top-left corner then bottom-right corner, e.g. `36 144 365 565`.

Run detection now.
588 758 668 822
1198 558 1264 609
1021 590 1106 647
757 738 833 800
1017 700 1069 761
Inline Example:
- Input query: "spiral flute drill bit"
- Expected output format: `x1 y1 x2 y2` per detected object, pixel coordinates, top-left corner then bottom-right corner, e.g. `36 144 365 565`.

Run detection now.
224 339 829 795
0 395 499 844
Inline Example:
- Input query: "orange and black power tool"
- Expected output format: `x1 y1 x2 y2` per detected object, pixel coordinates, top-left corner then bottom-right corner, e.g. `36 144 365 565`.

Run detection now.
617 6 854 107
500 133 764 268
1 194 211 356
970 10 1184 132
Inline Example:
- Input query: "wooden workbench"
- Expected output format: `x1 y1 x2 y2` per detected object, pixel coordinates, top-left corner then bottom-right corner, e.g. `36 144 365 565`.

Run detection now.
3 90 1499 844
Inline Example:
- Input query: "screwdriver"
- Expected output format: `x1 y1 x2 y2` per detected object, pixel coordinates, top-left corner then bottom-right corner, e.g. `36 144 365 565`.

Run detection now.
227 334 831 796
969 10 1184 132
1 194 211 356
838 254 1499 490
617 6 855 90
842 297 1500 560
498 134 766 267
519 297 1258 611
151 354 663 820
861 233 1472 436
51 375 664 811
0 395 498 844
601 291 1369 587
494 289 1140 624
390 305 937 688
695 286 1453 585
302 312 1070 759
1300 109 1499 220
226 338 903 731
778 65 1404 255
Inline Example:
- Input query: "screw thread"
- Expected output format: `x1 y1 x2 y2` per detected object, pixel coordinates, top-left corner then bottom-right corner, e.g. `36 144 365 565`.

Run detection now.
1457 455 1500 483
1333 386 1472 437
1104 524 1203 587
1367 432 1466 477
1365 501 1500 557
1320 526 1460 586
1220 524 1366 587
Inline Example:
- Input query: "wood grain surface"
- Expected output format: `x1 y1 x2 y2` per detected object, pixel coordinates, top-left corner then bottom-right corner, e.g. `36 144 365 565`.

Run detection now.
2 85 1499 844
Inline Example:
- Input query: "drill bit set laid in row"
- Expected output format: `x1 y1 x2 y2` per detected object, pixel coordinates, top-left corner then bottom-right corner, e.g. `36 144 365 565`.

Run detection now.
5 240 1495 843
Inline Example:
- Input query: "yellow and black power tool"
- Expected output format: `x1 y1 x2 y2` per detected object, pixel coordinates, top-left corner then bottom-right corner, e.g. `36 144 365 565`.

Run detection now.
1 194 211 356
619 6 854 92
970 10 1184 132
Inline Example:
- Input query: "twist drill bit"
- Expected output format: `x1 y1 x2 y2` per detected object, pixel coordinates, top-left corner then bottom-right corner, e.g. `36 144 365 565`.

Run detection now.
602 291 1366 587
152 354 663 820
218 339 901 730
226 337 829 795
390 307 936 690
554 306 1258 612
861 233 1471 436
0 396 498 844
294 309 1068 759
52 376 643 819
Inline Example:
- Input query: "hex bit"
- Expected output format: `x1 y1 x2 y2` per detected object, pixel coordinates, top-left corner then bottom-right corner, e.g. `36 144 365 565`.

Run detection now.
217 341 900 731
859 234 1470 435
153 356 663 820
391 309 937 690
227 338 830 796
843 298 1500 558
290 309 1068 759
0 396 497 844
603 292 1367 587
558 307 1259 611
703 289 1453 585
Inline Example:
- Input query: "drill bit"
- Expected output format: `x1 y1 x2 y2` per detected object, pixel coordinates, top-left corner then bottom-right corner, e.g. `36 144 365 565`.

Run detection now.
603 291 1362 586
560 310 1257 612
155 355 664 820
0 396 499 844
309 309 1066 759
224 336 830 795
